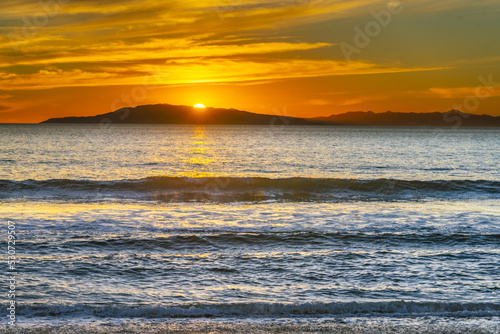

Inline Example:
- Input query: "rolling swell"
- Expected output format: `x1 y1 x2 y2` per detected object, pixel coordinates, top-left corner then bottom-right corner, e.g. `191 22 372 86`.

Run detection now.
0 177 499 202
56 232 500 251
13 301 500 318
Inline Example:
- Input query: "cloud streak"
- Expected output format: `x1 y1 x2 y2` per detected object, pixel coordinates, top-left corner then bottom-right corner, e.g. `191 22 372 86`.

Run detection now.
0 60 448 91
429 85 500 99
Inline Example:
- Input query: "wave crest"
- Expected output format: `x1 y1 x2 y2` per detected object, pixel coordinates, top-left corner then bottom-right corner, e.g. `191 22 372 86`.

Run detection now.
1 177 499 202
13 301 500 318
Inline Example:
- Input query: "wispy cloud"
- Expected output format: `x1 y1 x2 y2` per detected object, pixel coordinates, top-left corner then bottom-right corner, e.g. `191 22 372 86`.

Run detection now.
429 85 500 99
0 39 333 67
339 94 389 106
0 60 448 90
0 69 118 90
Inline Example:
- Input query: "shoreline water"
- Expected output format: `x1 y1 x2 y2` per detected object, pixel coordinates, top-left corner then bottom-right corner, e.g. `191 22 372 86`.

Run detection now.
1 125 498 332
2 316 500 334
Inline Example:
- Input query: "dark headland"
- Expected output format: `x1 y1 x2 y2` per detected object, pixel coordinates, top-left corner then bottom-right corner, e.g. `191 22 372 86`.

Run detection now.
40 104 500 127
41 104 319 125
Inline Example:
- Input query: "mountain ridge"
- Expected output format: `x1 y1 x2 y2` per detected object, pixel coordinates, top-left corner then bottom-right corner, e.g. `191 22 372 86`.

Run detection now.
40 104 500 127
40 104 320 126
312 110 500 127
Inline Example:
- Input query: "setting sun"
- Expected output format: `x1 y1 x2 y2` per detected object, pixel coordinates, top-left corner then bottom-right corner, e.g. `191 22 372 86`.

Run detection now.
194 104 206 108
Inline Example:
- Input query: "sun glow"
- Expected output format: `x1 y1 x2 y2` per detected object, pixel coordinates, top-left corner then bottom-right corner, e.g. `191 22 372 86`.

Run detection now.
194 104 206 108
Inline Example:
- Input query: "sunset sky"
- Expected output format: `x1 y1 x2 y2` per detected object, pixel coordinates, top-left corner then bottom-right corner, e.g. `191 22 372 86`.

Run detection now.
1 0 499 123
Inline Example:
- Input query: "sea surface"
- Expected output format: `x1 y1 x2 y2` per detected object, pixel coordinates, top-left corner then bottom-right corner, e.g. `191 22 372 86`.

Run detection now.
1 124 499 333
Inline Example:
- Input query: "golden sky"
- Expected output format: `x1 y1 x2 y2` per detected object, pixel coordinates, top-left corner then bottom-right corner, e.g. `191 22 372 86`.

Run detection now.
1 0 499 122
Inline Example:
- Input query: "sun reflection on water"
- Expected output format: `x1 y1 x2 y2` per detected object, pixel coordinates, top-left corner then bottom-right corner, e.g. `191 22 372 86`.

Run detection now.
186 126 213 167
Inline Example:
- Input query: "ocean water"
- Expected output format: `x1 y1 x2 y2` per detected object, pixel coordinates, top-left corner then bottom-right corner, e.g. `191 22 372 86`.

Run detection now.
1 124 499 333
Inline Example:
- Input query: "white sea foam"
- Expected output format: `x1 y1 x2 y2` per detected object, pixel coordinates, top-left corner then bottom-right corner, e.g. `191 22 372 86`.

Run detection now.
12 301 500 319
4 316 500 334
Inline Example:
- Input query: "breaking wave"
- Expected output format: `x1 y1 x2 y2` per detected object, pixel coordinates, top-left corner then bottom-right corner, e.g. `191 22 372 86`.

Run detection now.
13 301 500 319
0 177 499 202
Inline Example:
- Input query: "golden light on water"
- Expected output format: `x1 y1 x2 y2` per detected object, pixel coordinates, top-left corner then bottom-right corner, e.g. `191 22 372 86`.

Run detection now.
187 126 213 166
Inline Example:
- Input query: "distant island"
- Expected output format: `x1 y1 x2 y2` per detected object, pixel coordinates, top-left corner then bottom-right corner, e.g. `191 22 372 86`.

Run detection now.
313 110 500 127
41 104 319 126
41 104 500 127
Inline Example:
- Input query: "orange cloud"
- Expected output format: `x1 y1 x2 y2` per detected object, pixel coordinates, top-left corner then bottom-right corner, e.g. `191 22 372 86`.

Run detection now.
429 86 500 99
340 94 389 106
0 61 448 91
0 69 118 90
0 39 333 67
